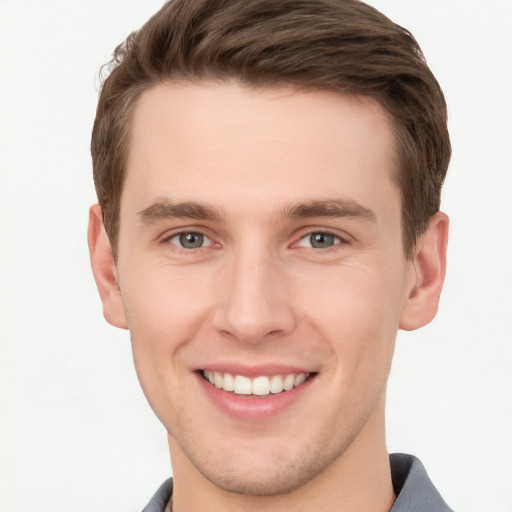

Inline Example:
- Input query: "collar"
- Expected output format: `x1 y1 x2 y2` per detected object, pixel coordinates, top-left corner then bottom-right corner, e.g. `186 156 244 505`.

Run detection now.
389 453 453 512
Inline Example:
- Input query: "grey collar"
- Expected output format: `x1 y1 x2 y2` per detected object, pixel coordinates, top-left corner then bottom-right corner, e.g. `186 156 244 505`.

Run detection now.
390 453 454 512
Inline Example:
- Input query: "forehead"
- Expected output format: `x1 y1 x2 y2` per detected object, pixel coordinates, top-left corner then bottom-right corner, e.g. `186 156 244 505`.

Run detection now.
122 81 399 223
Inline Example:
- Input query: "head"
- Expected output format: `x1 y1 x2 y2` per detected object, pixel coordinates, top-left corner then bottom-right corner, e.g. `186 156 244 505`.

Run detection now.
88 0 450 501
91 0 450 262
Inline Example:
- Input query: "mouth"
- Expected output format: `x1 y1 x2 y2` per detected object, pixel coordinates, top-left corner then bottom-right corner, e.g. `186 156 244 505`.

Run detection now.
201 369 313 397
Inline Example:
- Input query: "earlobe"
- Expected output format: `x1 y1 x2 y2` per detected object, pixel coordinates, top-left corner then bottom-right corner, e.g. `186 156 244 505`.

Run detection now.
399 212 449 331
87 204 128 329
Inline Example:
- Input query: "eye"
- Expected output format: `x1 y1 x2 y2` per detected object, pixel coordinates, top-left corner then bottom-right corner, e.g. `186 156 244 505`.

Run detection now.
167 232 213 249
298 232 342 249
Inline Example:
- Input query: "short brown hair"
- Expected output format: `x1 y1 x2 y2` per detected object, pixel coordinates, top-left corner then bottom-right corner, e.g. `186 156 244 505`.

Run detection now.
91 0 450 259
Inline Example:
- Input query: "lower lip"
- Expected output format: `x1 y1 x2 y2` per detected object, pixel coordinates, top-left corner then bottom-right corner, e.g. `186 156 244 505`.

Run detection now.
197 372 316 421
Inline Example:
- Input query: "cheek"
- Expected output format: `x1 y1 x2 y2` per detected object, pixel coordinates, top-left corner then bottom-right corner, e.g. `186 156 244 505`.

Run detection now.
121 260 213 332
119 263 215 385
120 265 216 426
295 262 404 369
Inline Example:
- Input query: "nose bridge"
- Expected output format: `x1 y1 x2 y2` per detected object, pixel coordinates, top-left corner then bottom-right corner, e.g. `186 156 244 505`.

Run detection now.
213 241 296 343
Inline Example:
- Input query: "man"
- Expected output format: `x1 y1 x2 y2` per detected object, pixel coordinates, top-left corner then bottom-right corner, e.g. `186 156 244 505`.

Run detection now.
87 0 452 510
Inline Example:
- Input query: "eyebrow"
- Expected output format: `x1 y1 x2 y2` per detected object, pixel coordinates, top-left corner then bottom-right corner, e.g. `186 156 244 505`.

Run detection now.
138 199 222 223
281 199 376 222
137 198 376 224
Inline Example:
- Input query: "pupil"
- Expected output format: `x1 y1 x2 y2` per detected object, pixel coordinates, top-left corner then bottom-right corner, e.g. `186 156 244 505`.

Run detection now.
180 232 203 248
310 233 334 248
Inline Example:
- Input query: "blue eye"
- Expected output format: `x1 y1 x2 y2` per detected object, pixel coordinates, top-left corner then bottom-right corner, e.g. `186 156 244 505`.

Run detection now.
168 232 212 249
299 232 341 249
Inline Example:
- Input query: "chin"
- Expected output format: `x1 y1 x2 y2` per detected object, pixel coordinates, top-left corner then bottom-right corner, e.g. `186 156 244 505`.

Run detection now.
199 461 320 496
181 434 350 497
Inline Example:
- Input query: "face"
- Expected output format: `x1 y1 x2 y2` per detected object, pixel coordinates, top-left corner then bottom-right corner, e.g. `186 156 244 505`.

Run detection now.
111 83 416 494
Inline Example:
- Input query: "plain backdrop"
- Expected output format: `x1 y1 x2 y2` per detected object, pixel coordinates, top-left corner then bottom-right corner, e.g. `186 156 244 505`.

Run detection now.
1 1 511 511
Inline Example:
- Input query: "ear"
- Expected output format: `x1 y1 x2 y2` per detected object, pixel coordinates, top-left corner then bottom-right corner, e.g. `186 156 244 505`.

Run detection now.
399 212 449 331
87 204 128 329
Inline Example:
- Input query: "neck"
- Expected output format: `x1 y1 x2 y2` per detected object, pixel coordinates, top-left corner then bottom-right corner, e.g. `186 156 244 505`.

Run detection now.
168 400 395 512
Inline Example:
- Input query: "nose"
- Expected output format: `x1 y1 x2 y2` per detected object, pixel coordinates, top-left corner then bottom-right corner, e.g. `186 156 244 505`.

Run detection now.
212 248 297 344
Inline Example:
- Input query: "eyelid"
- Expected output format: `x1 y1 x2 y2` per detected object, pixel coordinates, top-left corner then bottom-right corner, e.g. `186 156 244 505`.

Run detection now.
157 226 351 250
293 228 351 248
298 232 339 247
170 232 213 247
160 228 218 249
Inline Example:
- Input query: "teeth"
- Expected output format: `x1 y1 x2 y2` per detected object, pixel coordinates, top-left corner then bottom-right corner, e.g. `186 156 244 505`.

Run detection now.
234 375 252 395
294 373 307 387
223 372 234 391
202 370 310 396
283 374 295 391
251 376 270 396
270 375 284 394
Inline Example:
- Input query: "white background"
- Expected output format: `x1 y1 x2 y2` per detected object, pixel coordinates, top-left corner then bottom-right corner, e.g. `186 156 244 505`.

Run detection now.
1 1 511 511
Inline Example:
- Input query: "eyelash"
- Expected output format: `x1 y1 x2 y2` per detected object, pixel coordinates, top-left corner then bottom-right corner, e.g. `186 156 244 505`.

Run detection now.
160 229 350 252
164 231 215 250
296 230 347 250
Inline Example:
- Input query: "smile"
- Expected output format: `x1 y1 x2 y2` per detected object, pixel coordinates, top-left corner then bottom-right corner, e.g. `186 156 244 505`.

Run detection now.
202 370 310 396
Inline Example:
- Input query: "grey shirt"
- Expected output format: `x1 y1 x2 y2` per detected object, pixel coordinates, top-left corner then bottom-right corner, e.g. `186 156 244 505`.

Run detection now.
142 453 453 512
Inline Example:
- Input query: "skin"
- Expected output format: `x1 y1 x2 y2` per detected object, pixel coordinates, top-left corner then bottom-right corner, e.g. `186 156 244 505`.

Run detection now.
88 82 448 512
